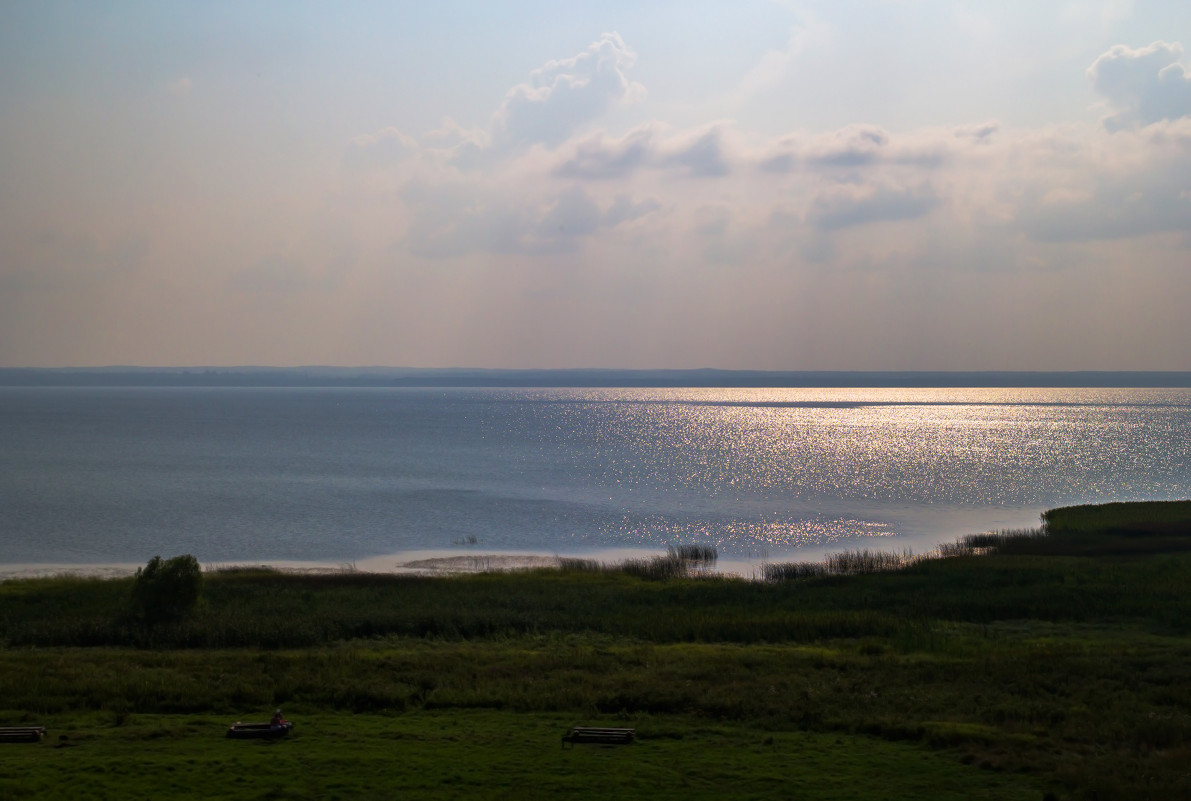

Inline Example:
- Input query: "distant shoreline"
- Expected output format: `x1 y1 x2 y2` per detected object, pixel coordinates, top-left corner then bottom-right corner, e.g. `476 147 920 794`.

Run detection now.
4 367 1191 388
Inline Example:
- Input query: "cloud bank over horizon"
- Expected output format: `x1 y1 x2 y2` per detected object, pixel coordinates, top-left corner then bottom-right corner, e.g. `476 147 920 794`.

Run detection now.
2 2 1189 370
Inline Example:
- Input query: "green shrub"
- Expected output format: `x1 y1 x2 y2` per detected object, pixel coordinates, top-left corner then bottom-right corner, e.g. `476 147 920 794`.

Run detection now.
129 554 203 625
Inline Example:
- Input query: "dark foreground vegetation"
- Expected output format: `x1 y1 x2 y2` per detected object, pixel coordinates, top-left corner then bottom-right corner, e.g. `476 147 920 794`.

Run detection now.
3 502 1191 799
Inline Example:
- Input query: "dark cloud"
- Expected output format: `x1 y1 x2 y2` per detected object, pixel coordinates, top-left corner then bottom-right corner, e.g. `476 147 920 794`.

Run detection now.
603 194 660 227
1089 41 1191 132
660 126 731 177
552 123 731 179
808 185 940 230
757 125 957 174
806 125 888 168
537 185 602 242
758 151 797 174
953 122 999 143
553 127 656 179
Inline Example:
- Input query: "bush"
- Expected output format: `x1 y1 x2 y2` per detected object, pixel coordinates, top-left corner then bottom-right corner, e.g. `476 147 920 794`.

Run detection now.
130 554 203 625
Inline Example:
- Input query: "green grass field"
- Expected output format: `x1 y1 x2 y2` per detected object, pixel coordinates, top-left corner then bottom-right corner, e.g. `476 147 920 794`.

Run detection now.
4 501 1191 799
2 710 1038 800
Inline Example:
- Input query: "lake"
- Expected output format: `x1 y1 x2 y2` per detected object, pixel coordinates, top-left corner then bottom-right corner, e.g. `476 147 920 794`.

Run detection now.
2 387 1190 574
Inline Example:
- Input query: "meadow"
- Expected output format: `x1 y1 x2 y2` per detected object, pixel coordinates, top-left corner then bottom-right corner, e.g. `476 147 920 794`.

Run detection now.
3 501 1191 799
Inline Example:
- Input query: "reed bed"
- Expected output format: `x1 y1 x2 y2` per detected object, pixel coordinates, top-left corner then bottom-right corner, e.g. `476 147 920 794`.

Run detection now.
763 529 1049 583
761 548 915 581
556 544 719 580
759 561 826 582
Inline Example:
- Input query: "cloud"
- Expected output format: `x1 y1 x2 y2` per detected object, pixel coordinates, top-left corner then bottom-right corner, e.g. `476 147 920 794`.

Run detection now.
536 185 602 242
492 32 645 150
738 14 832 98
603 194 660 227
1018 120 1191 241
807 184 941 230
423 118 489 150
757 125 963 174
553 126 657 179
553 123 732 179
343 127 419 170
1089 41 1191 131
805 125 889 168
953 122 999 143
400 179 647 258
342 37 1187 267
350 34 645 175
658 125 732 177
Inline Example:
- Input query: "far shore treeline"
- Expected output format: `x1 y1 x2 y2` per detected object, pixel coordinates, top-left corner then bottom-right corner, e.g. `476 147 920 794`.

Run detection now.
4 367 1191 388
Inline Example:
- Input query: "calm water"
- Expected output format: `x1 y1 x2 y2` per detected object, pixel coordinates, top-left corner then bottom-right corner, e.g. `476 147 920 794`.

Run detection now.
2 387 1190 568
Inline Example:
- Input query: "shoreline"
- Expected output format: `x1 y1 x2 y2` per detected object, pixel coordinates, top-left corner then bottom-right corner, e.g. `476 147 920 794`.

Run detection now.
0 549 750 582
0 533 1003 582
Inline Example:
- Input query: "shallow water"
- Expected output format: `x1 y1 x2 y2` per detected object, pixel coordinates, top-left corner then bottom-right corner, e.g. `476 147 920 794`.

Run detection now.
2 387 1189 569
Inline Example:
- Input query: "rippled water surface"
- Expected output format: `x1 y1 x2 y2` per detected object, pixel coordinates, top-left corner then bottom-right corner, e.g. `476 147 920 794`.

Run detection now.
2 387 1190 566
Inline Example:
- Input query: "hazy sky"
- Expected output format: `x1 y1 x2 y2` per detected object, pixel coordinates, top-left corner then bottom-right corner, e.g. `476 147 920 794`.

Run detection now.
2 1 1189 369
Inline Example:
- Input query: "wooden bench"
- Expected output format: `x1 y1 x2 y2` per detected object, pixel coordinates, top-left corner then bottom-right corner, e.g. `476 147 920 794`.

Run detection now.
0 726 46 743
562 726 635 748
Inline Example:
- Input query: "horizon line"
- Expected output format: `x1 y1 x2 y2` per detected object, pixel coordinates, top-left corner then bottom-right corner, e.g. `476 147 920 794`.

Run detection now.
4 366 1191 389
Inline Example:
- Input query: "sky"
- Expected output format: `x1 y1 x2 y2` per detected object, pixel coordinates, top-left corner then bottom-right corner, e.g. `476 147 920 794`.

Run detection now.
1 0 1189 370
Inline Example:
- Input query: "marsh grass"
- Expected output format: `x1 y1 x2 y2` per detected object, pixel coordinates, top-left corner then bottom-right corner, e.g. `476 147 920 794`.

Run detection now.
0 710 1038 801
6 502 1191 798
666 543 718 563
556 557 602 572
619 555 693 580
760 561 827 581
934 528 1045 558
825 548 914 574
762 530 1049 583
7 523 1191 649
558 543 719 580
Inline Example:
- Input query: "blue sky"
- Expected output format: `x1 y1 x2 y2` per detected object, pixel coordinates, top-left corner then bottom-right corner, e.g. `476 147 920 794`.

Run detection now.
2 1 1189 369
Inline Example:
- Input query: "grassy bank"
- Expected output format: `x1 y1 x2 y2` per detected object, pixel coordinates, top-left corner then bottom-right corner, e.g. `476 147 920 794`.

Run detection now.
3 501 1191 799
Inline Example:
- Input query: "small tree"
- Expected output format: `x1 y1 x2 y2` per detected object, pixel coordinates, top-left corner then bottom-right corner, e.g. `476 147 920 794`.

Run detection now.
130 554 203 625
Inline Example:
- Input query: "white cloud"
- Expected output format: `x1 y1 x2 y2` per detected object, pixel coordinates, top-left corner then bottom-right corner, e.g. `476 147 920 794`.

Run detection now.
343 127 419 170
492 32 645 150
738 14 832 99
338 33 1191 293
1017 119 1191 241
1088 41 1191 131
